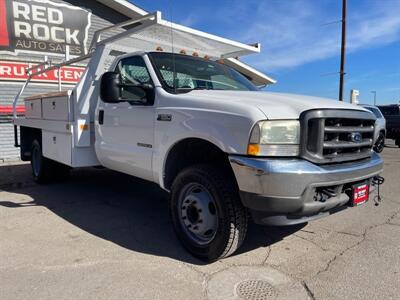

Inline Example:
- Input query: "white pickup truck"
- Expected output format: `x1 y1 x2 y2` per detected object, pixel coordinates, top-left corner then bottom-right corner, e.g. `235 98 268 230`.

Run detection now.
13 12 383 261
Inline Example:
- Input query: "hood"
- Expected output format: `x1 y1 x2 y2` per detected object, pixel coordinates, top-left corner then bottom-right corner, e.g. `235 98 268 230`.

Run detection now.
184 90 367 119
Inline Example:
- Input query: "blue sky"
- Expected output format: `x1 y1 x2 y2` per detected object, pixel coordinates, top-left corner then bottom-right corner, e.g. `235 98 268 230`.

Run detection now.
131 0 400 105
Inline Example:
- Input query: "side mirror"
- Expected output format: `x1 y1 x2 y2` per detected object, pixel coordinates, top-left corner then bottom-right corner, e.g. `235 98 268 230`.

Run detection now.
139 83 155 105
100 72 121 103
100 71 155 105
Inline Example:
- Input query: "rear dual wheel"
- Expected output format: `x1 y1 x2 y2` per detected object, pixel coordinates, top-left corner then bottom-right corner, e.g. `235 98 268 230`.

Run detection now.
31 140 70 183
170 164 248 261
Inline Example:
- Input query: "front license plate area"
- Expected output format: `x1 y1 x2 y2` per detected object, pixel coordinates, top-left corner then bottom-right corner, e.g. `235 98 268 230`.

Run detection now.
350 181 369 206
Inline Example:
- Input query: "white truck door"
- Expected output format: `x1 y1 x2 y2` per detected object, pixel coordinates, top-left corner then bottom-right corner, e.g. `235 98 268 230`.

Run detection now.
96 56 155 181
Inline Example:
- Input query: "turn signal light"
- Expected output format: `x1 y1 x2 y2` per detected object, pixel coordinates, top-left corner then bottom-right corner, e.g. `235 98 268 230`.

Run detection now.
79 124 89 131
247 144 260 156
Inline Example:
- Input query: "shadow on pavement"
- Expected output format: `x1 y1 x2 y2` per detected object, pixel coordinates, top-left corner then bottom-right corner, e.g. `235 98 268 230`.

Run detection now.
384 144 399 149
0 163 304 264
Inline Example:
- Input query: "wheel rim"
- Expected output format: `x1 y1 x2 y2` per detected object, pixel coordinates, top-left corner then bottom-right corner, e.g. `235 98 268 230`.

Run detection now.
375 135 384 152
178 183 219 245
32 146 41 177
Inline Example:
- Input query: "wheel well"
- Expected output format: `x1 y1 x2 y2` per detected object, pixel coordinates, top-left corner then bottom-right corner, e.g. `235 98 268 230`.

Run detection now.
163 138 233 190
20 127 41 161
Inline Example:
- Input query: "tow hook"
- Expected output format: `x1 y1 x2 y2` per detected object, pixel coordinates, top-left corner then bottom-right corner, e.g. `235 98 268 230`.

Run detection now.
372 176 385 206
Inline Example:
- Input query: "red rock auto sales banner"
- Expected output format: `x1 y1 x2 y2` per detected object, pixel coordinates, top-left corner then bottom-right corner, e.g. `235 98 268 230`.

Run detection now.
0 60 85 83
0 0 91 56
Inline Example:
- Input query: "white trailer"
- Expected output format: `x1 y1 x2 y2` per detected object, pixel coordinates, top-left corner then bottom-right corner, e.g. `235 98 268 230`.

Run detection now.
13 12 383 261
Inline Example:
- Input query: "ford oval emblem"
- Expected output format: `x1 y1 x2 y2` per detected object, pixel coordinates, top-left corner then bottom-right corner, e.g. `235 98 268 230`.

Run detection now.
350 132 362 143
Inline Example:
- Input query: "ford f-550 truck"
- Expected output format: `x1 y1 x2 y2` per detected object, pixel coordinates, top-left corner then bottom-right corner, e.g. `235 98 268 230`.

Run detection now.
12 12 383 261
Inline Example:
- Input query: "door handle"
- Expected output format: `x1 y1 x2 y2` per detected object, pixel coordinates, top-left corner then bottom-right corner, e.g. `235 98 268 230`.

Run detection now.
98 110 104 125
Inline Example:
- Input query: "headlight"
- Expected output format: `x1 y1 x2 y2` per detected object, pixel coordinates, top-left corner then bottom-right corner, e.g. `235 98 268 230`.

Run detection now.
247 120 300 156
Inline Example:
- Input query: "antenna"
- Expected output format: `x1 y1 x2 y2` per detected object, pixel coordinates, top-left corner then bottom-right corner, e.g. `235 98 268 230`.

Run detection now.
169 0 177 93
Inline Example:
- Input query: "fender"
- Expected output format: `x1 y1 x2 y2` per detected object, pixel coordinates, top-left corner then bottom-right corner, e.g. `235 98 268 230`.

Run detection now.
153 108 258 189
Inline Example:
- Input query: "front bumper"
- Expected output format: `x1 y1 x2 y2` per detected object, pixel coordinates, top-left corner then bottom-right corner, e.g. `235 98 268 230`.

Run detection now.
229 152 383 226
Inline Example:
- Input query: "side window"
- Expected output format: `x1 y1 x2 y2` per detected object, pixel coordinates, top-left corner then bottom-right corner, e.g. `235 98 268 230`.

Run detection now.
116 56 152 103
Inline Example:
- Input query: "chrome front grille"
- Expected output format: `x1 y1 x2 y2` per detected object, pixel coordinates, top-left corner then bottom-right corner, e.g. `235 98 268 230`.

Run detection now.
301 110 376 164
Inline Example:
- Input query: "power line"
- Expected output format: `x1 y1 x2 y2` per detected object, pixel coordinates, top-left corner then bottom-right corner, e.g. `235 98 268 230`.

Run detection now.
320 20 342 26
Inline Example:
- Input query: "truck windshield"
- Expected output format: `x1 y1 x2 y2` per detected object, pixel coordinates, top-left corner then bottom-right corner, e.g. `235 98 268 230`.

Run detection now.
148 52 258 92
363 107 383 118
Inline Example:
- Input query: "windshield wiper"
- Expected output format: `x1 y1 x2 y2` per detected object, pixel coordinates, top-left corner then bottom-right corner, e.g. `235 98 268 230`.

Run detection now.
176 87 210 91
190 87 210 90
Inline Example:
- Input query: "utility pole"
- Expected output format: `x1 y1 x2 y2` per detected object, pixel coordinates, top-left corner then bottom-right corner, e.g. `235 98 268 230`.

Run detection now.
371 91 377 105
338 0 347 101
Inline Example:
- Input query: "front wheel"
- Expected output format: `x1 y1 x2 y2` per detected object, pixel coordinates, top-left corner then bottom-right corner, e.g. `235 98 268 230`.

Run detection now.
170 164 248 261
374 132 385 153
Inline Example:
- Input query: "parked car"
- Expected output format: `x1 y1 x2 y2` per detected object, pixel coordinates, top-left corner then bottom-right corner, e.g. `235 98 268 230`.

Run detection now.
377 104 400 147
361 104 386 152
12 12 383 261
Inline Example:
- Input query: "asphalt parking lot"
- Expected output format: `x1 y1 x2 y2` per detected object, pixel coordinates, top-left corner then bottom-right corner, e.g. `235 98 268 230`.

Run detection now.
1 141 399 300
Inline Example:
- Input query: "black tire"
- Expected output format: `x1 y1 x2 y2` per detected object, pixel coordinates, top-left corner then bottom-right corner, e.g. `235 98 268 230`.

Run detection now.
374 132 385 153
170 164 248 261
31 140 70 183
396 137 400 147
